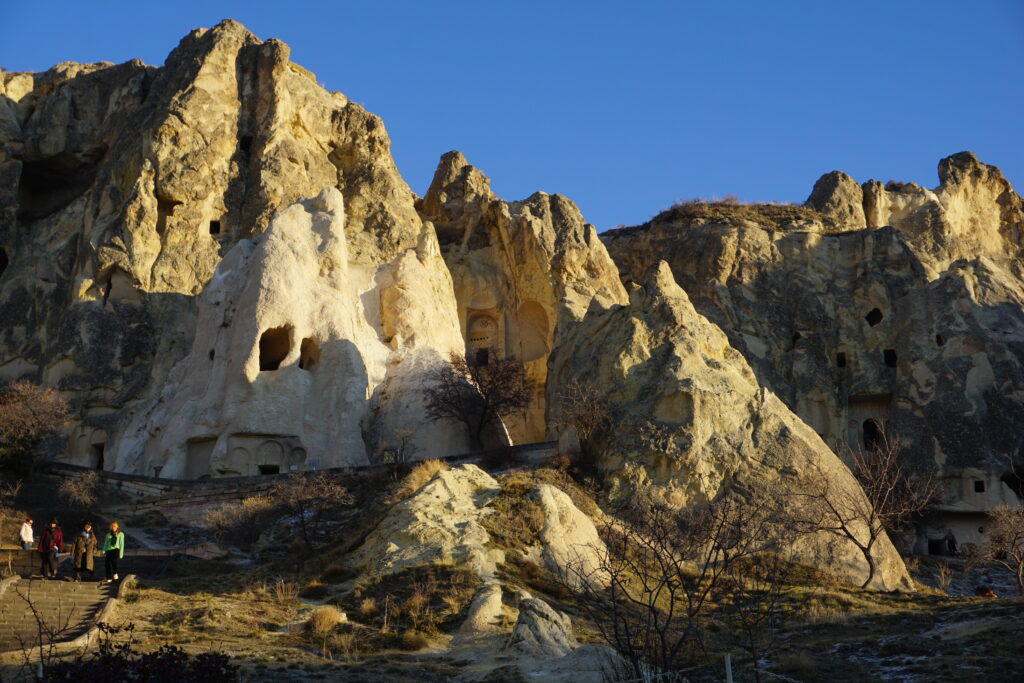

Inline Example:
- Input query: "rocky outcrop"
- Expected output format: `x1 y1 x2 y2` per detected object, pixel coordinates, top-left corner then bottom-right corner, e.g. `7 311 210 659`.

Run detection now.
112 188 467 476
505 592 579 658
0 20 430 471
601 155 1024 544
534 484 606 588
351 465 505 579
805 170 867 229
548 262 912 589
420 151 627 442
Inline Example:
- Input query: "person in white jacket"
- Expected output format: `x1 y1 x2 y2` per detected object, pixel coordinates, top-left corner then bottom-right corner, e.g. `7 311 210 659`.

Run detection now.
19 518 33 550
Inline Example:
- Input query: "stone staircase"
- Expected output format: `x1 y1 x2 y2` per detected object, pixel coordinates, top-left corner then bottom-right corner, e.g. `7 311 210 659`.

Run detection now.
0 577 115 654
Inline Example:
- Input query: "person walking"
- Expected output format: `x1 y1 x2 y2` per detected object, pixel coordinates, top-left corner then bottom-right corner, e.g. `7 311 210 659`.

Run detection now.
37 518 63 579
18 518 33 550
101 521 124 582
72 522 97 582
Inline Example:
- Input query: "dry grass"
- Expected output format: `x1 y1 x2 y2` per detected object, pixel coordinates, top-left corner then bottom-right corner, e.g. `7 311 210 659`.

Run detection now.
389 459 449 503
272 578 299 603
607 198 833 237
347 563 479 635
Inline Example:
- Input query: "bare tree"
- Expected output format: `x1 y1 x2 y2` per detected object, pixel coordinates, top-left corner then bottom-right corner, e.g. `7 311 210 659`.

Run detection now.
14 582 79 681
554 378 610 463
58 470 100 509
560 486 795 679
979 504 1024 596
720 550 798 683
0 380 70 473
424 352 534 450
793 436 939 589
270 472 354 552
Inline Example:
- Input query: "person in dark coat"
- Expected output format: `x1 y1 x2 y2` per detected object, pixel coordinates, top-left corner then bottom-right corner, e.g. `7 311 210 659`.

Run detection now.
37 518 63 579
72 522 97 581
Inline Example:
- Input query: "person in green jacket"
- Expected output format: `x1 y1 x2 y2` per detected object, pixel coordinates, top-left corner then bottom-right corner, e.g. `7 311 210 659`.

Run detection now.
101 521 125 582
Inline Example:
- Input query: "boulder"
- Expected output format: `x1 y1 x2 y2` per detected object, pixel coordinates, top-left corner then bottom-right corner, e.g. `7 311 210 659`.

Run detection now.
505 594 578 658
351 465 505 579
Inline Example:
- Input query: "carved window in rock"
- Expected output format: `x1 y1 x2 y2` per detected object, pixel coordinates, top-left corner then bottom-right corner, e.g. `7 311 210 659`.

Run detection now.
259 326 292 371
865 308 883 326
0 248 7 279
468 314 498 364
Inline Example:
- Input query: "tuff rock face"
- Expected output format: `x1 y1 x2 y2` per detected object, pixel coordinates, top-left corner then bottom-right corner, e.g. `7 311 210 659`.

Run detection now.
421 151 627 441
0 20 431 470
112 188 466 476
601 153 1024 548
548 262 913 589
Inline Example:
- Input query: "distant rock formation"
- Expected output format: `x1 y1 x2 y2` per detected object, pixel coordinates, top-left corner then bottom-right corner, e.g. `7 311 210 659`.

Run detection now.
602 153 1024 549
549 261 912 589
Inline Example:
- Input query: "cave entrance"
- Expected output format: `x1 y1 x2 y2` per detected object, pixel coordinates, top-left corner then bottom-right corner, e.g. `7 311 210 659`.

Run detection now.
258 464 280 475
90 443 105 471
259 326 292 371
863 419 885 452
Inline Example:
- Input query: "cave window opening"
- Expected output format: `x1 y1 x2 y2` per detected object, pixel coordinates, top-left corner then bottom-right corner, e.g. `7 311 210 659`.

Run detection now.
865 308 884 326
927 538 945 555
258 326 292 371
936 334 946 347
258 464 280 476
299 338 320 371
974 480 986 493
209 220 222 236
883 349 898 368
90 443 105 471
836 352 847 368
791 332 801 349
208 349 215 361
863 419 883 452
475 348 490 366
0 248 7 279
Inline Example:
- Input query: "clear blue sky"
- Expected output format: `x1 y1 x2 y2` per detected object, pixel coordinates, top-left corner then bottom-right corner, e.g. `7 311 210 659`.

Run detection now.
2 1 1022 230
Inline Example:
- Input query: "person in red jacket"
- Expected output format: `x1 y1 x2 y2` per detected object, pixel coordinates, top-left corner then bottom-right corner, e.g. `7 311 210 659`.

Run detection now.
37 518 63 580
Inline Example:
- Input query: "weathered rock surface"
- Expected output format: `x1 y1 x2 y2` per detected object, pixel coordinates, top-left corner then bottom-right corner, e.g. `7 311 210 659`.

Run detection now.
805 170 867 229
601 154 1024 548
548 262 912 589
0 20 432 470
351 465 505 579
505 592 578 658
534 483 607 588
421 151 627 442
111 188 466 476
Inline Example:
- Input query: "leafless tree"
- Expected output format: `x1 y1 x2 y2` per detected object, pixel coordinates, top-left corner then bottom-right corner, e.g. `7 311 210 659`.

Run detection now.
560 485 796 679
14 582 79 681
270 472 354 551
719 549 799 683
793 436 939 589
554 378 610 463
424 352 534 450
0 380 70 473
978 504 1024 596
58 470 100 509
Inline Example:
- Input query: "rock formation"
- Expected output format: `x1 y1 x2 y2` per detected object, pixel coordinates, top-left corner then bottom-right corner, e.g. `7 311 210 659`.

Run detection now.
548 262 912 589
0 20 435 471
111 188 466 476
601 153 1024 549
420 151 627 442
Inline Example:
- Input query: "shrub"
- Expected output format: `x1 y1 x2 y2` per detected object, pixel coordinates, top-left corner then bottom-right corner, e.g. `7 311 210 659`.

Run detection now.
391 459 448 502
308 606 344 637
203 494 276 548
358 597 376 617
400 629 430 651
272 578 298 603
0 380 70 473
